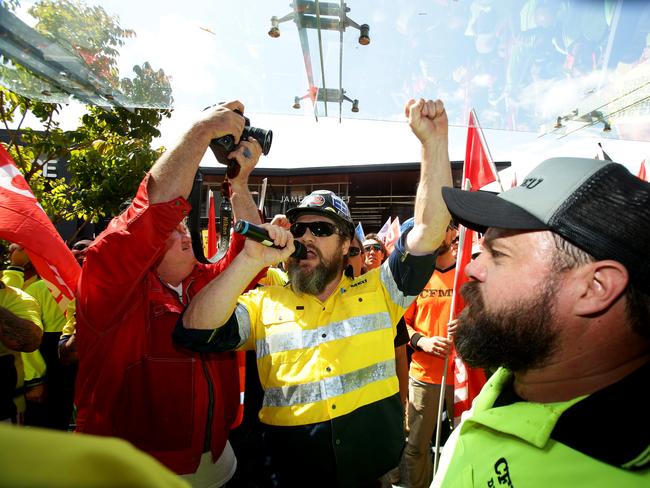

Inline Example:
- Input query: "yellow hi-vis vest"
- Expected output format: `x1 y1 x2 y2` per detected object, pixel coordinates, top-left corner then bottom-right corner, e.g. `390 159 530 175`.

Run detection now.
236 263 414 426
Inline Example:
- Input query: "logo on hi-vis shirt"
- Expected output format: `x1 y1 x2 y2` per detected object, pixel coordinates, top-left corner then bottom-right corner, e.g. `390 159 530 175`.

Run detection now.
487 457 514 487
419 288 453 298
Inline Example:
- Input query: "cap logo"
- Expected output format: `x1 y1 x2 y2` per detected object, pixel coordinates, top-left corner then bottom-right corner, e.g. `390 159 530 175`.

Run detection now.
304 195 325 207
520 177 544 189
331 194 349 216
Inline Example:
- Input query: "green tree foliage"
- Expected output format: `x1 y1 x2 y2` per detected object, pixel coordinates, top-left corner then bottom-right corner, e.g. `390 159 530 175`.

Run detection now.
0 0 172 242
28 0 135 85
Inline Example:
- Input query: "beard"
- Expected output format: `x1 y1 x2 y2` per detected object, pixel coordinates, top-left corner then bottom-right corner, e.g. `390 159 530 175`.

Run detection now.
453 280 560 373
438 240 451 255
287 244 345 296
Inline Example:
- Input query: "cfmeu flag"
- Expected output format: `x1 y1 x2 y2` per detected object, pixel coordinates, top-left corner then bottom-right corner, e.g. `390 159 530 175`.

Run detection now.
450 110 504 420
450 110 499 421
463 110 499 190
0 145 80 311
638 160 647 182
450 219 486 424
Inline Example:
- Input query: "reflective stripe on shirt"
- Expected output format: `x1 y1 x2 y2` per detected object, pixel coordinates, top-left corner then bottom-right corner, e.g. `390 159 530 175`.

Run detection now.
380 260 416 309
256 312 391 359
263 359 396 408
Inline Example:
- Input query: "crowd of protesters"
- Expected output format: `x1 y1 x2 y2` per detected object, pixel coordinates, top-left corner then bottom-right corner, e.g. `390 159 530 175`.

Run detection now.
1 99 648 488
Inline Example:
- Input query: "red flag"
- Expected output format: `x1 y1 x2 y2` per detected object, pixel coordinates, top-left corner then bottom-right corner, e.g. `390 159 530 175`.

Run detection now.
638 160 647 182
384 216 401 254
510 172 518 189
449 177 487 423
463 110 497 190
447 110 498 424
0 145 80 311
450 224 486 422
207 189 217 256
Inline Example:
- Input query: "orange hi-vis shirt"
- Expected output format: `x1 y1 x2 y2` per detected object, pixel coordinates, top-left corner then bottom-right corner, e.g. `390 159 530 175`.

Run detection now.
404 265 455 385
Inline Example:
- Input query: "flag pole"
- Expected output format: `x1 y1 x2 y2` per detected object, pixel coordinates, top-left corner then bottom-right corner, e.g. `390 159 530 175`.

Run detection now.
471 108 504 192
433 178 471 475
258 178 268 215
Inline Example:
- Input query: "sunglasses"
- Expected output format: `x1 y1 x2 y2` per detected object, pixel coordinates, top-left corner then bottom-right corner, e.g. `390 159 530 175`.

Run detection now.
363 243 382 253
348 246 362 257
290 221 339 238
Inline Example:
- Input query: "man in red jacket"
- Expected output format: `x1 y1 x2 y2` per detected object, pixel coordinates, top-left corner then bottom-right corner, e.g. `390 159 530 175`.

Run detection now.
75 101 263 486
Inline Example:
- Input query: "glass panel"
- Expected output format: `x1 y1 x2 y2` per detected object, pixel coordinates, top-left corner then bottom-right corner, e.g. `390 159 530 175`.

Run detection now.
1 1 649 139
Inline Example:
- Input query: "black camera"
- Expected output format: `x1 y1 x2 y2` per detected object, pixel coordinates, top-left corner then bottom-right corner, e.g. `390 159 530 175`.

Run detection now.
209 109 273 177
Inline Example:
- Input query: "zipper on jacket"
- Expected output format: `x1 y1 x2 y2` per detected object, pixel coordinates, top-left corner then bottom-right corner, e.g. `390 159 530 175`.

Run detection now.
201 352 215 453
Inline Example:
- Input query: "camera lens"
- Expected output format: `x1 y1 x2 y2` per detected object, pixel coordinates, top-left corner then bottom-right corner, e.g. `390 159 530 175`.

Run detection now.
245 127 273 155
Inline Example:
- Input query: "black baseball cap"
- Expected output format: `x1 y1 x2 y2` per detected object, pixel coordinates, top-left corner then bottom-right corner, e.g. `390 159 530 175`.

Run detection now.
286 190 355 236
442 157 650 289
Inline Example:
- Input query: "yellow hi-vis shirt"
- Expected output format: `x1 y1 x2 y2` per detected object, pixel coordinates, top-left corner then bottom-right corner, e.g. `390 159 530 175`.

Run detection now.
433 366 650 487
1 272 55 385
235 262 414 426
20 280 66 384
0 284 42 414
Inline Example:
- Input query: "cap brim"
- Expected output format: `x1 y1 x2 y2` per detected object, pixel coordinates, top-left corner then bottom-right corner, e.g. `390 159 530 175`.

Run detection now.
441 187 548 233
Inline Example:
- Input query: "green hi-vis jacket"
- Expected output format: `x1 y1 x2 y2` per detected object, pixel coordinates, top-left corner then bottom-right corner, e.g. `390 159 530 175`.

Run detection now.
433 366 649 487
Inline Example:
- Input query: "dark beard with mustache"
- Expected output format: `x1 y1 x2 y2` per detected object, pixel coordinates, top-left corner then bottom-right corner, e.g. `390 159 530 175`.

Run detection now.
453 280 560 372
287 244 345 296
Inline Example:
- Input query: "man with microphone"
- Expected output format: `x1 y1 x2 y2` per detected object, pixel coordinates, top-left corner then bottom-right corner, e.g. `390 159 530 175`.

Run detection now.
175 98 452 487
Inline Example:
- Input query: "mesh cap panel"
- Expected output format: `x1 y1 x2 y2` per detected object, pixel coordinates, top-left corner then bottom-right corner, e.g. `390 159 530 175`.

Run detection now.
549 164 650 288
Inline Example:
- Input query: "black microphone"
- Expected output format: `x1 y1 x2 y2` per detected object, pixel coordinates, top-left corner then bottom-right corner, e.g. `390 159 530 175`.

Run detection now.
234 220 307 259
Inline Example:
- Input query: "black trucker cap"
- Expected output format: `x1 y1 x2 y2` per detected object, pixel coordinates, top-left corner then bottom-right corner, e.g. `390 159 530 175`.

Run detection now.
441 157 650 289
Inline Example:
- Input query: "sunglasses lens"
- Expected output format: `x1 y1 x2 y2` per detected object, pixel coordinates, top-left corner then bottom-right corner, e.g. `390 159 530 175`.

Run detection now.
364 243 381 252
290 221 337 238
348 247 361 257
310 222 336 237
290 223 307 238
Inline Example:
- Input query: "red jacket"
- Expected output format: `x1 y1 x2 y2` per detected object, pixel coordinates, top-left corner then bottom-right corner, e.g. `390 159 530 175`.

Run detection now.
75 175 242 474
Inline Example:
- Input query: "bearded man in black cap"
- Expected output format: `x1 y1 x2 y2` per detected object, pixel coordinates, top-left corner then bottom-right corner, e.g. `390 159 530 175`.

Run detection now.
432 157 650 487
175 98 453 487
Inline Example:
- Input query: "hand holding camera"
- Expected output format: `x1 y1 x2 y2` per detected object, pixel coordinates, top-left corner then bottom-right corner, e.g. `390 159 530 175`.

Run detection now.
208 107 273 178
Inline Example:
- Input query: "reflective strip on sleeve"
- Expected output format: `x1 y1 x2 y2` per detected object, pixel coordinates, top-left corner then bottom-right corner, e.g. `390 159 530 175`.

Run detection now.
255 312 391 359
234 303 252 348
380 261 417 308
262 358 396 407
622 445 650 470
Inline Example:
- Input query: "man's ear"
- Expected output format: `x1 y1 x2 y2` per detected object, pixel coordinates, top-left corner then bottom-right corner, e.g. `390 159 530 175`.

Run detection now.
573 260 629 316
341 237 351 256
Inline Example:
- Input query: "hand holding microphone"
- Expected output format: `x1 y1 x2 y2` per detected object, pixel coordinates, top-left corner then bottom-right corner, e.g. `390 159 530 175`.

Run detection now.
234 221 307 259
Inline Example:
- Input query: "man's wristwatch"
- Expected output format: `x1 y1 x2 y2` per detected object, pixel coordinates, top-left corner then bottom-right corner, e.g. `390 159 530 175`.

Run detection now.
410 332 424 351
